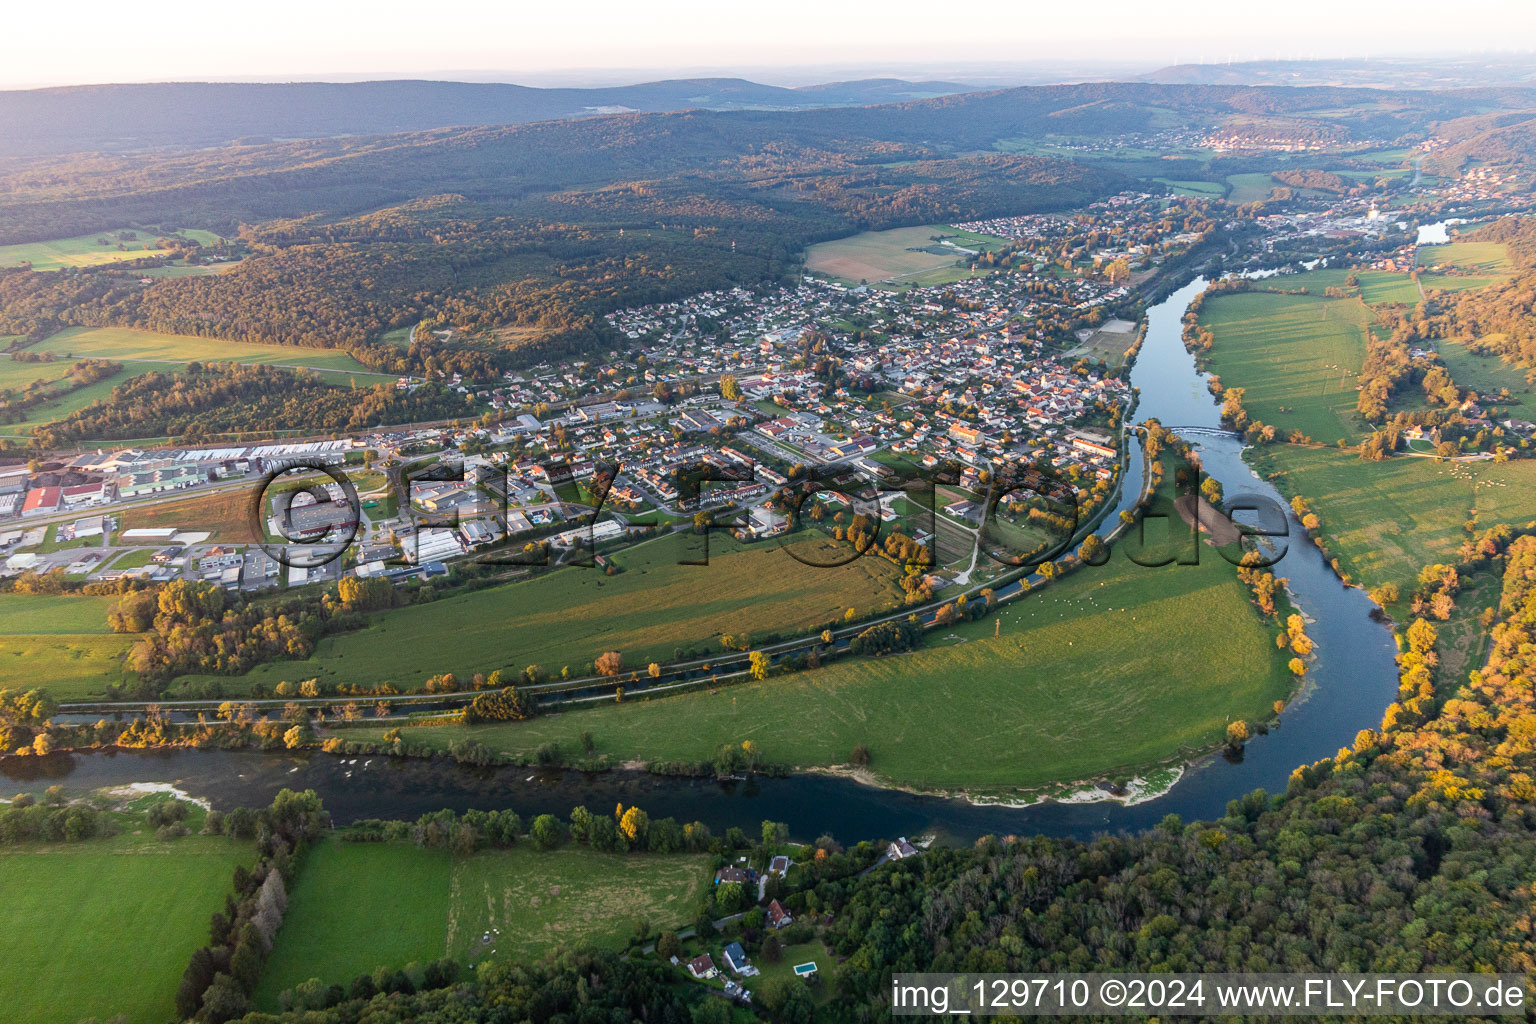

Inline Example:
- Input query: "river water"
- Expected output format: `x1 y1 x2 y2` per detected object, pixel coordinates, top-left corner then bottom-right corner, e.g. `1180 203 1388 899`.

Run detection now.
7 276 1401 844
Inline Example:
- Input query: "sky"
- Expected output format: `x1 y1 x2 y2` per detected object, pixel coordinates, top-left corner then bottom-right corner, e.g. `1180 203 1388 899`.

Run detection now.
7 0 1536 89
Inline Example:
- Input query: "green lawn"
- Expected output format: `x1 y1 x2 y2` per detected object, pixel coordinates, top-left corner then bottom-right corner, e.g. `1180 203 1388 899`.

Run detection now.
1249 445 1536 595
1199 290 1372 443
345 489 1295 794
0 227 223 271
170 530 904 695
258 839 711 1006
742 939 837 1005
31 326 374 375
0 834 249 1023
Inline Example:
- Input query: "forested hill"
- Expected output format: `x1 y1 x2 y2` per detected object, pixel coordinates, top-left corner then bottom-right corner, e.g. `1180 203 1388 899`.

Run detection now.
0 77 976 157
3 78 1531 161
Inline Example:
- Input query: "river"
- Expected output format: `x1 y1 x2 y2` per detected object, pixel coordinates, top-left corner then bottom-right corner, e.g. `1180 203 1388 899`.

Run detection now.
8 276 1402 844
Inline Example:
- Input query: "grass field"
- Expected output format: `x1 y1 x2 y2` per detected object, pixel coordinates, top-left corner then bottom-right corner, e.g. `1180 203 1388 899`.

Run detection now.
1199 290 1372 443
0 365 140 438
1249 445 1536 596
1434 340 1533 399
805 225 1007 286
256 841 453 1006
446 846 710 961
0 594 127 699
31 326 375 375
0 228 223 271
0 633 134 698
1 327 378 437
1155 178 1225 198
1226 173 1283 203
0 832 248 1024
171 530 903 695
258 839 710 1005
1417 240 1513 275
0 356 82 391
0 593 117 633
345 499 1294 793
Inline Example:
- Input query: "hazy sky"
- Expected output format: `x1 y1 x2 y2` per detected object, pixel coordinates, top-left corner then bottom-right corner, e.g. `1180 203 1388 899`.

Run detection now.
7 0 1536 89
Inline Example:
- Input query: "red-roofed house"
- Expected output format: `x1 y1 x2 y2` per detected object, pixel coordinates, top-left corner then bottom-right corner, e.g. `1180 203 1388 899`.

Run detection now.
767 899 793 930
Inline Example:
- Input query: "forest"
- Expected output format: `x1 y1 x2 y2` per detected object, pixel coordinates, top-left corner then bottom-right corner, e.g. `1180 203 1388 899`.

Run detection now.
30 364 477 446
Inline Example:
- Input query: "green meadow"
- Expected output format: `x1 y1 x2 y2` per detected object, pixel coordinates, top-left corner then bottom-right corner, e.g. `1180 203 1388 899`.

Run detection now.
170 530 904 695
1248 445 1536 595
1198 290 1372 443
0 594 130 699
0 228 224 271
0 831 249 1024
1417 240 1513 275
32 326 374 376
1434 340 1533 399
257 839 710 1006
256 841 454 1006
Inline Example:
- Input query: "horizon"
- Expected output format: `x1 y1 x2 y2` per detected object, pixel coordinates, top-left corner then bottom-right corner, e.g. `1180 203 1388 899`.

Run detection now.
8 0 1536 90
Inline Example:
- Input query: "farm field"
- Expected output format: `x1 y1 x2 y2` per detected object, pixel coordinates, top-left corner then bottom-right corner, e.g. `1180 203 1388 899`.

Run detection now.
258 839 710 1005
1417 240 1513 275
31 326 375 376
347 507 1295 793
1248 445 1536 597
117 486 263 543
1198 290 1372 443
0 833 248 1024
805 225 1007 286
0 227 223 271
171 530 904 695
